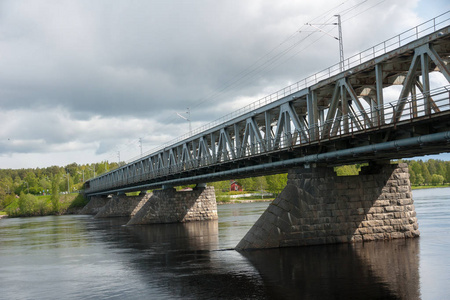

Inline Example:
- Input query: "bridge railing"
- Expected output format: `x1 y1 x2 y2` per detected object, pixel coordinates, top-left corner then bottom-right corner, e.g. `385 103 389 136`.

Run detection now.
129 11 450 164
88 85 450 193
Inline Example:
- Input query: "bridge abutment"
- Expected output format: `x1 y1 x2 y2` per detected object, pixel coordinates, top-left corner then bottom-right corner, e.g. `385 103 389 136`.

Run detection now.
126 186 218 225
236 163 419 250
94 191 152 218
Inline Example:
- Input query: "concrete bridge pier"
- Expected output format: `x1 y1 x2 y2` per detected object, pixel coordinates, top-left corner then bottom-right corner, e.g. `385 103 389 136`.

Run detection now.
126 184 218 225
236 162 419 250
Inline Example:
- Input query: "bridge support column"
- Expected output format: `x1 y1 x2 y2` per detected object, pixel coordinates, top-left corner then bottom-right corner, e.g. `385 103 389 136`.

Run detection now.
79 195 112 215
236 163 419 250
95 191 152 218
126 186 218 225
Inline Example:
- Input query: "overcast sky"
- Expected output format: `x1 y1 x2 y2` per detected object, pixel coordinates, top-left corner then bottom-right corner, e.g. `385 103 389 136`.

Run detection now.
0 0 449 169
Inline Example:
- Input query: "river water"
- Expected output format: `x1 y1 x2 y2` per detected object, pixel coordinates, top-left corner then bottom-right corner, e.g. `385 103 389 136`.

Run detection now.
0 188 449 300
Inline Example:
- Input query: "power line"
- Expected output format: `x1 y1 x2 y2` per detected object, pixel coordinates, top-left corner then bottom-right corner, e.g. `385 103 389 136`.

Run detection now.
105 0 386 164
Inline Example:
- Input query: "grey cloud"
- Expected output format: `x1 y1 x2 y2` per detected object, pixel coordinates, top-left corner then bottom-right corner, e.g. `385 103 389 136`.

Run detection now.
1 0 441 168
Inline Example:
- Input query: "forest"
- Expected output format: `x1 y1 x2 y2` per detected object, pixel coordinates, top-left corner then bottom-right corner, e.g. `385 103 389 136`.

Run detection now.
1 159 449 212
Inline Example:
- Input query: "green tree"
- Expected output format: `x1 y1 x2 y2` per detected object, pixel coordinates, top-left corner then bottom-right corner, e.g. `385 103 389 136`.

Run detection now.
409 161 422 177
254 176 268 192
18 192 35 216
421 164 432 184
409 169 417 185
431 174 444 186
446 162 450 183
239 177 256 191
51 176 60 213
266 173 288 195
1 194 15 210
210 180 230 194
427 160 437 176
335 165 360 176
436 162 446 178
415 174 424 186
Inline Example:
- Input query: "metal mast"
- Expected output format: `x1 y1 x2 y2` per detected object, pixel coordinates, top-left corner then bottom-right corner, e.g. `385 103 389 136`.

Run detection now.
306 14 345 71
177 108 192 133
335 14 344 71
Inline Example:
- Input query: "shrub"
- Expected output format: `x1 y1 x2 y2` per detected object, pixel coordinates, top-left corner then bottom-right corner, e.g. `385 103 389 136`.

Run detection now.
18 192 36 216
431 174 445 186
68 193 88 208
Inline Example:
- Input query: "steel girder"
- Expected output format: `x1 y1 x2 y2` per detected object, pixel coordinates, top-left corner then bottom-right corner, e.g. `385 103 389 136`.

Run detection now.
86 25 450 195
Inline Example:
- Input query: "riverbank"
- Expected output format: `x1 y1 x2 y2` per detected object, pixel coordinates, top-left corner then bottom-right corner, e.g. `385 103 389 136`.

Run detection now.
0 193 88 218
1 185 447 218
217 198 273 205
411 184 450 190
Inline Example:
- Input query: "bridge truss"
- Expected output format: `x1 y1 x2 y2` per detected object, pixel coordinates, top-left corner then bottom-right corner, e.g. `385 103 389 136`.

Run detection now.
86 14 450 195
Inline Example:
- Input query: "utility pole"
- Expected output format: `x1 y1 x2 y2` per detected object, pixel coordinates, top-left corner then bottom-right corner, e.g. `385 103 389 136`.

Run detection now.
177 107 192 133
306 14 345 71
139 138 143 157
118 151 121 165
335 14 344 72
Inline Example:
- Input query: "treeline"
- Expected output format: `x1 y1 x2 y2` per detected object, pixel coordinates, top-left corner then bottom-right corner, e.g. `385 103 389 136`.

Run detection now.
0 161 117 210
406 159 449 186
328 160 449 186
1 159 449 211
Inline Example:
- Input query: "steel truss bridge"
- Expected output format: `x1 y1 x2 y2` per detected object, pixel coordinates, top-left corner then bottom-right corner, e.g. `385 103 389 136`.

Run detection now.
86 13 450 196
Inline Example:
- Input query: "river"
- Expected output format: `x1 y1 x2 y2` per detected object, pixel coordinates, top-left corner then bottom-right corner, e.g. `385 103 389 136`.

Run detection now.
0 188 449 299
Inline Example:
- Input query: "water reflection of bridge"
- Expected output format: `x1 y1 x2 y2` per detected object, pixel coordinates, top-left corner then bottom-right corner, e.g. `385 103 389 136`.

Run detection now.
91 217 421 299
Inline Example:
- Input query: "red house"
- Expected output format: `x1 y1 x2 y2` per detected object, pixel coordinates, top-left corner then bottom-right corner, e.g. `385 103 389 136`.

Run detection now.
230 180 243 191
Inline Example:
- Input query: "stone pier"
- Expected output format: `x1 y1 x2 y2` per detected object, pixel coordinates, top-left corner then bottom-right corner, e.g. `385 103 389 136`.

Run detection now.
127 186 218 225
236 163 419 250
95 192 152 218
79 195 111 215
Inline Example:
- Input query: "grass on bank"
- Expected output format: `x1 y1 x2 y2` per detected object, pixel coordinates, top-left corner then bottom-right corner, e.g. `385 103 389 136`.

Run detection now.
1 193 88 218
411 184 450 190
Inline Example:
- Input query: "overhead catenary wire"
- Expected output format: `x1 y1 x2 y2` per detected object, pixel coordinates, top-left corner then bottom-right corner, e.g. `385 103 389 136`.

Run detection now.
106 0 388 164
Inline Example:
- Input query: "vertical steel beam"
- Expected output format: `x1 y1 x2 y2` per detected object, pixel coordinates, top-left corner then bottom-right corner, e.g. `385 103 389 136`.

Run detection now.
411 81 418 118
307 90 319 141
234 124 241 158
341 84 349 134
421 52 431 115
210 133 217 163
265 111 272 151
375 63 385 125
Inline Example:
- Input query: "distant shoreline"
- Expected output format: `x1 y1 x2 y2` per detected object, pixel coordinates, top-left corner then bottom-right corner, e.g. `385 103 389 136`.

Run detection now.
411 185 449 190
217 199 273 205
